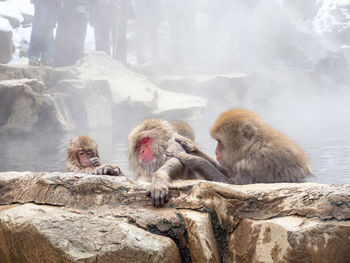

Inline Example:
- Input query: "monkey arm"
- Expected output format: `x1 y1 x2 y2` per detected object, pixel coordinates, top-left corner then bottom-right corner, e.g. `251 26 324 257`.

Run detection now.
149 157 183 207
166 151 234 184
67 161 122 176
175 138 230 177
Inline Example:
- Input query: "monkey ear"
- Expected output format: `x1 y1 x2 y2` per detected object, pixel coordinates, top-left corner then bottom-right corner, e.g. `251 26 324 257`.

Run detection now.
238 123 255 140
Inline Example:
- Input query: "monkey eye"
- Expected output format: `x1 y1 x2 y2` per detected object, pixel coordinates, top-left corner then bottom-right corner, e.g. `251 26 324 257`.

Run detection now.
136 137 151 150
78 150 93 156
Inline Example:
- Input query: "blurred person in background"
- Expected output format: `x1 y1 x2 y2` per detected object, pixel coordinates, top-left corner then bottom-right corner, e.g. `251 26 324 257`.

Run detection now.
53 0 89 67
132 0 164 65
28 0 60 66
163 0 198 69
89 0 133 63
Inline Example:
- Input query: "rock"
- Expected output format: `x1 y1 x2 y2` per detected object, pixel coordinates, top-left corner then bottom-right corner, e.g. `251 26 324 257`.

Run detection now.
0 64 50 82
0 203 181 263
180 210 220 263
0 78 44 135
52 79 113 130
230 217 350 263
72 53 207 118
0 172 349 262
312 51 349 83
0 29 14 64
313 1 350 47
0 14 20 28
157 73 249 120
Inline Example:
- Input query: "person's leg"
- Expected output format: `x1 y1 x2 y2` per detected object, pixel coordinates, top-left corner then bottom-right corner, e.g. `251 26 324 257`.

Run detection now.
28 2 43 65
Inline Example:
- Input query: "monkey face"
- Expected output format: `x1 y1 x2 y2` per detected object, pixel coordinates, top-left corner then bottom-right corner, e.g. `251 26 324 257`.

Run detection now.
215 140 224 163
136 137 155 164
77 149 94 167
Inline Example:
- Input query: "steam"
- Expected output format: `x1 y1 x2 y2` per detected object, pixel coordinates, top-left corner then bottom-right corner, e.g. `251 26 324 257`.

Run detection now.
1 0 350 183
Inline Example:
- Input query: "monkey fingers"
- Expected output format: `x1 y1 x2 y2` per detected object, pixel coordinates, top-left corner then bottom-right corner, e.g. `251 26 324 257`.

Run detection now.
90 157 102 167
166 151 200 169
175 138 198 153
94 165 121 176
149 176 170 207
152 189 169 208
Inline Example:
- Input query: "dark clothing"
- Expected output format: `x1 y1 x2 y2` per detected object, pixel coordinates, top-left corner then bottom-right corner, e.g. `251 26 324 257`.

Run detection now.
90 0 132 63
132 0 164 64
53 0 89 67
28 0 59 65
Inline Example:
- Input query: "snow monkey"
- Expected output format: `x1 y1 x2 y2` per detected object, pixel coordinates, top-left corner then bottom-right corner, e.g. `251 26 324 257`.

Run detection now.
128 118 233 207
173 109 312 184
67 135 122 176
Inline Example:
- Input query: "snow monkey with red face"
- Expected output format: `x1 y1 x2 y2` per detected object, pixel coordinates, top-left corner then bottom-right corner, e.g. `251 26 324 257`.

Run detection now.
128 118 233 207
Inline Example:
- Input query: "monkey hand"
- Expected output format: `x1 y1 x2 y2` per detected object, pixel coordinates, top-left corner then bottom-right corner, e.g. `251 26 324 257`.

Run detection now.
90 157 102 167
165 151 201 170
175 137 199 154
147 173 170 208
94 165 122 176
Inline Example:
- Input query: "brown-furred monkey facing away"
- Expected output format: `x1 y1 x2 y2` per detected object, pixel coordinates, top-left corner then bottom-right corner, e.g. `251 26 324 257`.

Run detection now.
128 118 233 207
174 109 312 184
67 135 122 176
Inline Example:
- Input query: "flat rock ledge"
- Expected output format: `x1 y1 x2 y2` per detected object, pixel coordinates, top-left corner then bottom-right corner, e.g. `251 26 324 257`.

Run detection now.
0 172 349 263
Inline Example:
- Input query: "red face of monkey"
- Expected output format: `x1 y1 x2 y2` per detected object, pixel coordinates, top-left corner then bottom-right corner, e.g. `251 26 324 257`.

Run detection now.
136 137 155 164
215 140 224 163
77 150 94 167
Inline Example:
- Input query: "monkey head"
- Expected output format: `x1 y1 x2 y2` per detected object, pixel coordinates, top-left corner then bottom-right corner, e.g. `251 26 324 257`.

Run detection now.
210 109 262 168
67 135 100 168
128 118 174 180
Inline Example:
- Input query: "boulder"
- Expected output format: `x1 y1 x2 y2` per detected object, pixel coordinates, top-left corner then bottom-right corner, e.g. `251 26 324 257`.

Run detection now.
0 29 14 64
69 53 207 118
0 78 44 135
0 54 206 135
230 216 350 263
0 172 349 262
0 64 50 82
0 77 71 135
157 73 248 115
0 203 181 263
52 79 113 130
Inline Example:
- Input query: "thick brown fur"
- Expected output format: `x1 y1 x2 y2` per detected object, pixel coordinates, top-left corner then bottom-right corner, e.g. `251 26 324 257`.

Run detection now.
128 118 232 207
67 135 122 176
169 120 195 141
210 109 312 184
128 118 174 182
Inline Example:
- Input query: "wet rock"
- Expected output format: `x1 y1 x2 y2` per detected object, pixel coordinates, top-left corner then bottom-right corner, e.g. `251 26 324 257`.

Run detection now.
180 210 220 263
230 217 350 263
0 172 349 262
0 64 50 82
0 29 14 64
0 78 44 135
0 203 181 263
52 79 113 130
72 53 207 119
157 73 248 118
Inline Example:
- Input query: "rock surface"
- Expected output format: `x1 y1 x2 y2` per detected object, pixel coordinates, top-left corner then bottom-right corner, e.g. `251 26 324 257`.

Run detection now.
0 29 14 64
0 78 44 135
0 54 207 135
0 172 349 262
